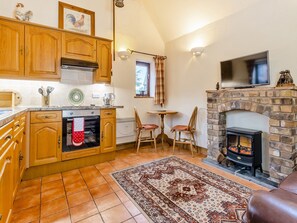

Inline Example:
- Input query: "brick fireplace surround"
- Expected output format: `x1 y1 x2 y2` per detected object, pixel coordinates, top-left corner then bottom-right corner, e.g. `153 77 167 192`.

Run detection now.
206 87 297 183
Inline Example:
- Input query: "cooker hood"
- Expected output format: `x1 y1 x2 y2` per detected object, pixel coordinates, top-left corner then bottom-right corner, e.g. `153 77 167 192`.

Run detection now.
61 58 99 71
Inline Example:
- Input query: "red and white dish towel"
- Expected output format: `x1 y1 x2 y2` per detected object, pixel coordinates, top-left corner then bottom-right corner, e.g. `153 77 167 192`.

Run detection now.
72 117 85 146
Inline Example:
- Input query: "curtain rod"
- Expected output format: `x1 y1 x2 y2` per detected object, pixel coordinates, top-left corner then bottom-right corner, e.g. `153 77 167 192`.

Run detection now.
128 49 167 59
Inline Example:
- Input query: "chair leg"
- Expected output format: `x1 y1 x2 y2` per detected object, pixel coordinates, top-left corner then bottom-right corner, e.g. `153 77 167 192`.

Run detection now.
178 131 181 150
173 131 177 154
189 137 194 157
150 131 153 147
153 129 157 151
191 132 198 153
137 131 142 153
135 130 140 149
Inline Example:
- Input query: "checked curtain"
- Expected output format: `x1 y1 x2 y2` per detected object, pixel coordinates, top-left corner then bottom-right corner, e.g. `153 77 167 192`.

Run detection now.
154 56 166 106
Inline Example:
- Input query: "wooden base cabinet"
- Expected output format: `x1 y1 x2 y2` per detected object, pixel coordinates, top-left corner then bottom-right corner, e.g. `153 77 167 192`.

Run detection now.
30 111 62 166
0 113 26 223
100 109 116 153
0 136 14 223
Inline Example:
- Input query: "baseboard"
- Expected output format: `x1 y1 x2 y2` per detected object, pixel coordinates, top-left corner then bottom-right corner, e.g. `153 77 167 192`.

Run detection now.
116 140 208 156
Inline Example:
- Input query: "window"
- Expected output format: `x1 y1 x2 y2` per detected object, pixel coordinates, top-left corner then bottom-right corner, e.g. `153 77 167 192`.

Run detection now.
135 61 150 97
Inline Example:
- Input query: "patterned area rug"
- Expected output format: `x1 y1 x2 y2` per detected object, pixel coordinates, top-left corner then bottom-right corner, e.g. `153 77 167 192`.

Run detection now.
111 156 252 223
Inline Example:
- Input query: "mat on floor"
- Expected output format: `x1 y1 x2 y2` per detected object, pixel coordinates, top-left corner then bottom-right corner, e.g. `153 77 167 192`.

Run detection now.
111 156 252 223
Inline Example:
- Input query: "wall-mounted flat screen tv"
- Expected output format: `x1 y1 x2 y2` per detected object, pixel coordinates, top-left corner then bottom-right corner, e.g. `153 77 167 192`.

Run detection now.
220 51 270 88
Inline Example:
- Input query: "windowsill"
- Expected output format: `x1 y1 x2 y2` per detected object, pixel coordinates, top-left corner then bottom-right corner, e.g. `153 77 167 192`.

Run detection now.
134 96 154 98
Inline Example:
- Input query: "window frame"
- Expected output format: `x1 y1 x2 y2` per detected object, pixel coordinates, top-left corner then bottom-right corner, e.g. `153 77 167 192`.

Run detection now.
135 61 151 97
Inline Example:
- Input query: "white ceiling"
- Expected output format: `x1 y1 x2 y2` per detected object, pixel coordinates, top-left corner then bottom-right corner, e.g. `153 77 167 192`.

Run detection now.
141 0 261 43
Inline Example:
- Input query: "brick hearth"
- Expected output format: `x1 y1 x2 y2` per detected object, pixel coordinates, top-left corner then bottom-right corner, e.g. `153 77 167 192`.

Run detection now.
206 87 297 183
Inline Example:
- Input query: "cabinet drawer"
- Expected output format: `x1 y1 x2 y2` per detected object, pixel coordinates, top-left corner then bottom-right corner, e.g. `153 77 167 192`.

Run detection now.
30 111 62 123
100 109 115 118
0 121 14 156
13 113 26 136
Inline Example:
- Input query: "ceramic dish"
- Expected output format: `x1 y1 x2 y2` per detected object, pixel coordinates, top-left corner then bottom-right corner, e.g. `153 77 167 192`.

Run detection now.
68 88 84 106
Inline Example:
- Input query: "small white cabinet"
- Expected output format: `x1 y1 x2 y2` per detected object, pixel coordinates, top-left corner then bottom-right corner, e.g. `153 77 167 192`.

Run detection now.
116 118 136 144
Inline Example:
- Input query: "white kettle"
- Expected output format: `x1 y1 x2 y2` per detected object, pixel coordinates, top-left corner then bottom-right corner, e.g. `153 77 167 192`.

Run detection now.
103 93 115 106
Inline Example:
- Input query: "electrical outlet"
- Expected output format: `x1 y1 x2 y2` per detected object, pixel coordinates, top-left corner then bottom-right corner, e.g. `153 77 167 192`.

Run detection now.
92 93 101 98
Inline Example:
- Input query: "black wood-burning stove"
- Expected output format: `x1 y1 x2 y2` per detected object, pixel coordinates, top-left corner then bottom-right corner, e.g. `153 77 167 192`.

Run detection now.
226 127 262 176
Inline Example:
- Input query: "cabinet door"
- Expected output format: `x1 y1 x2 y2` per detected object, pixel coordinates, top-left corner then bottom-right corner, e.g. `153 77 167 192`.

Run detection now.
94 40 112 83
100 117 116 153
0 142 13 223
62 33 97 61
25 26 61 79
0 20 24 77
30 122 62 166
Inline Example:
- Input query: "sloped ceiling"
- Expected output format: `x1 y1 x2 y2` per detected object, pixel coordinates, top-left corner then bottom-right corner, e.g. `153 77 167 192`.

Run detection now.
142 0 261 43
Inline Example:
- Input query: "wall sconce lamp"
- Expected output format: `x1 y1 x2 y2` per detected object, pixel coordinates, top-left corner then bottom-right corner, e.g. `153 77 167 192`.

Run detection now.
191 47 204 56
118 50 131 60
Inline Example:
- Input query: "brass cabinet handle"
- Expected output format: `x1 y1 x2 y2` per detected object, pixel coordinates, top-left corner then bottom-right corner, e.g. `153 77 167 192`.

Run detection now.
19 152 24 161
58 135 61 148
101 132 104 140
5 134 12 141
37 114 55 119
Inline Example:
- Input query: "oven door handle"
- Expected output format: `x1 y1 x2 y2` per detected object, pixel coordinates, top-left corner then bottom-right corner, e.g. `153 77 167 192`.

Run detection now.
65 117 99 122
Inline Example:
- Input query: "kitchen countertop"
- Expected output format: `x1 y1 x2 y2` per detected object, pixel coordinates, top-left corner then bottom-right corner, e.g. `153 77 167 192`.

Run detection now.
0 105 124 127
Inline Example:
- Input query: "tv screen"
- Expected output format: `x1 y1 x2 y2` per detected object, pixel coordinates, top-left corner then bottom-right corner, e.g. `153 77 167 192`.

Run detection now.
220 51 270 88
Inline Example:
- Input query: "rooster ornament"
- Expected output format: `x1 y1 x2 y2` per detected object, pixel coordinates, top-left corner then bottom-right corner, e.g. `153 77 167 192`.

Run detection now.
66 14 85 29
15 3 33 21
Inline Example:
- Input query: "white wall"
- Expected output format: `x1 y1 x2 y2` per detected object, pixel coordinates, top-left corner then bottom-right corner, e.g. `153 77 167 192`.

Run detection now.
165 0 297 148
0 0 164 123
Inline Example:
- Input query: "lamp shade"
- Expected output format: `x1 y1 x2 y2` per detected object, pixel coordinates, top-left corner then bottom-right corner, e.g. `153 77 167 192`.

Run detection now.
191 47 204 56
118 50 130 60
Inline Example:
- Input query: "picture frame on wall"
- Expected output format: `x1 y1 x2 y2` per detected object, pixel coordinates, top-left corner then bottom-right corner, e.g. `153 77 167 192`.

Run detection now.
58 1 95 36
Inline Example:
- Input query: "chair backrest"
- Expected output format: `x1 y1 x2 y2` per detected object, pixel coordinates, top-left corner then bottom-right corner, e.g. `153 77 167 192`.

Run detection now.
188 106 198 130
134 107 142 129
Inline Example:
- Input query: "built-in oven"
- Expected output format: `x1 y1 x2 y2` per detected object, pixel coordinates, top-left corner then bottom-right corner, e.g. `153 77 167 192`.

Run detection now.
62 109 100 152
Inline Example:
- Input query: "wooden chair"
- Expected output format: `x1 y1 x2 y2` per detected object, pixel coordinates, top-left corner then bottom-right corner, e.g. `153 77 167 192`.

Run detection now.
171 107 198 157
134 107 159 153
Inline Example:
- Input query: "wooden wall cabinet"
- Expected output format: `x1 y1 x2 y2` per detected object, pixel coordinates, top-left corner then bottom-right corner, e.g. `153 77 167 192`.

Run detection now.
100 109 116 153
0 19 61 80
94 40 112 83
62 33 97 62
0 17 112 83
30 111 62 166
25 26 61 79
0 19 24 77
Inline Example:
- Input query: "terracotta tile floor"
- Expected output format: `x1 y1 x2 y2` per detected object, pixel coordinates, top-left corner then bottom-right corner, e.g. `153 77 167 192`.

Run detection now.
11 146 267 223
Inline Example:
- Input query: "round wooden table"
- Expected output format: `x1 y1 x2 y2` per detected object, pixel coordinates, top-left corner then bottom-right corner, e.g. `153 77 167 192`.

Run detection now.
147 110 178 148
